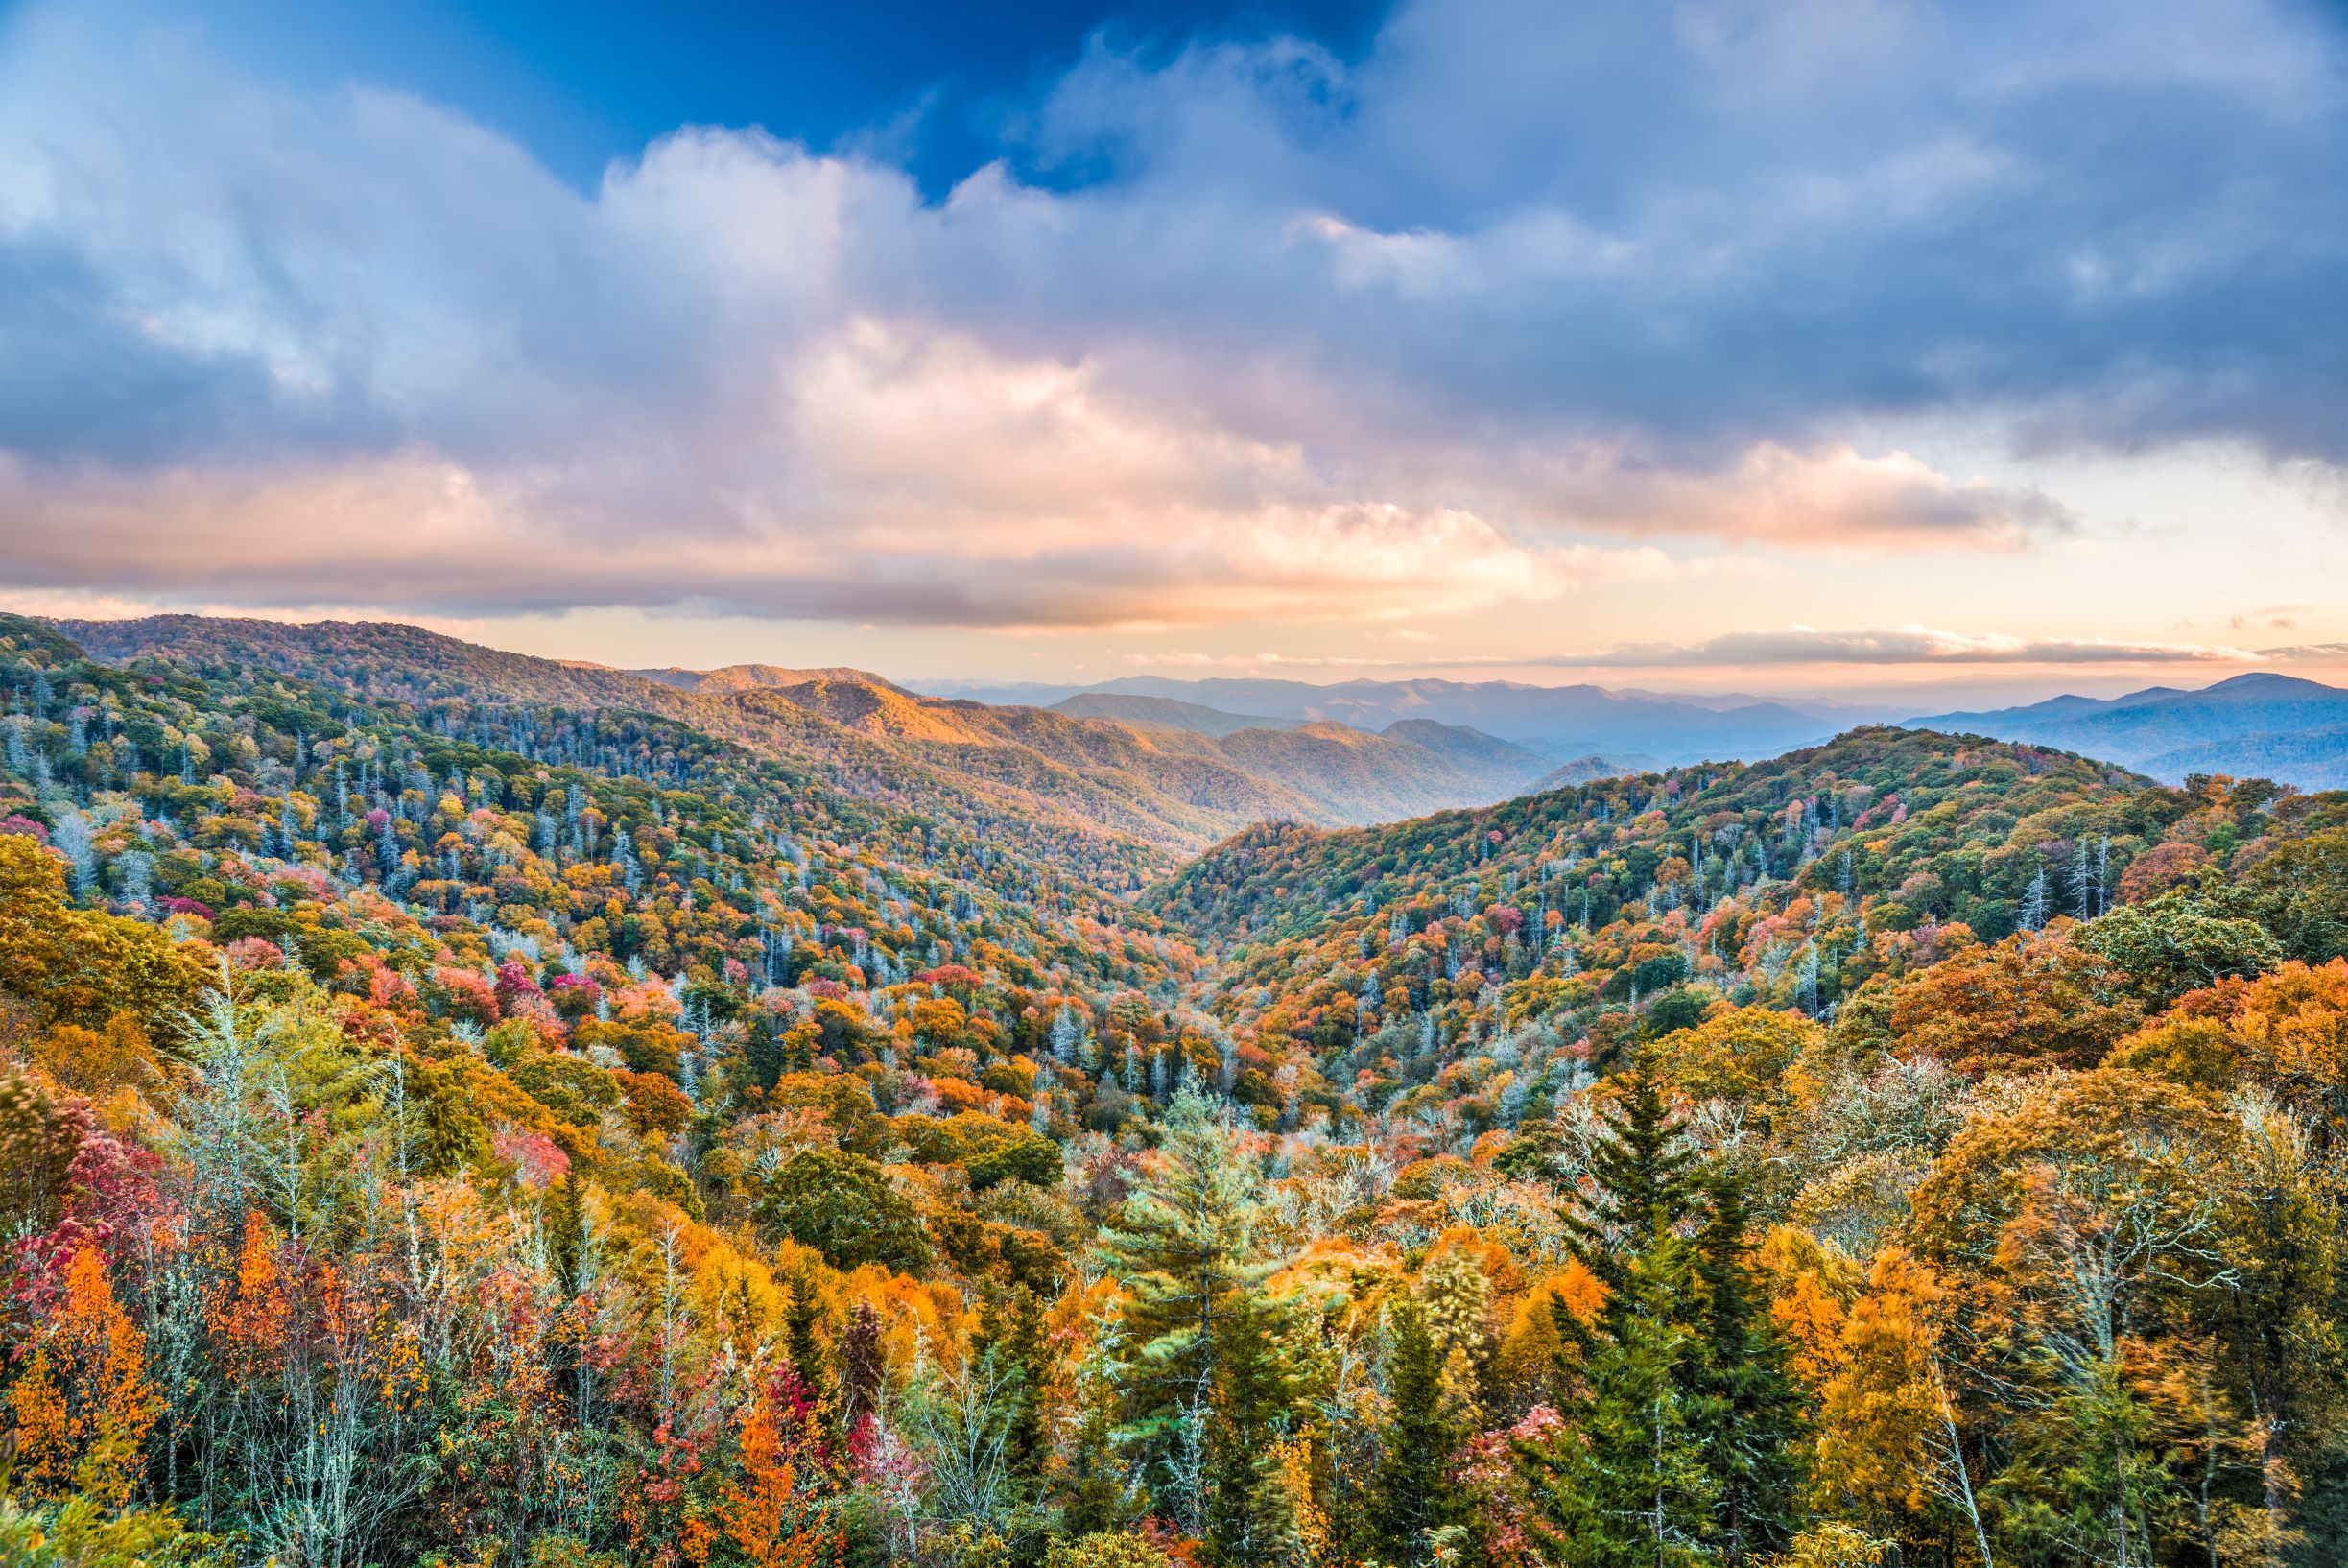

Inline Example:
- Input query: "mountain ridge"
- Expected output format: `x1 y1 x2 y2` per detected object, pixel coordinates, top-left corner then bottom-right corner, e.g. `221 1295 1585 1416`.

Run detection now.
1908 670 2348 788
46 615 1559 858
922 672 1849 765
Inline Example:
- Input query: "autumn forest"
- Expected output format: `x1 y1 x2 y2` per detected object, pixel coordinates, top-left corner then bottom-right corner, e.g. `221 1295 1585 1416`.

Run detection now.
0 607 2336 1568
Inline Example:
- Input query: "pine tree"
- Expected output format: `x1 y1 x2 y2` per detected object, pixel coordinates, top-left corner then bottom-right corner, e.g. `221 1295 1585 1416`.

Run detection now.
1530 1054 1721 1566
1564 1057 1700 1303
995 1286 1053 1485
547 1169 585 1293
1200 1285 1297 1565
1536 1053 1814 1564
1525 1238 1718 1568
1373 1296 1458 1563
1047 1007 1078 1066
1097 1083 1290 1547
1060 1315 1138 1538
1688 1178 1808 1562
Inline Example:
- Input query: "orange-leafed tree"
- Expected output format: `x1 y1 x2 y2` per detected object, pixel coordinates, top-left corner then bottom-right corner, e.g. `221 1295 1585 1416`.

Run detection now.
683 1375 842 1568
1907 1068 2248 1566
7 1244 158 1503
1887 929 2142 1074
1811 1247 1968 1554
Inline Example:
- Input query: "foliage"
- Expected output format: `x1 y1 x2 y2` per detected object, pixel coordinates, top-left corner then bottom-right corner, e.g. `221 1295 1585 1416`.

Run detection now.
0 612 2344 1567
756 1150 932 1273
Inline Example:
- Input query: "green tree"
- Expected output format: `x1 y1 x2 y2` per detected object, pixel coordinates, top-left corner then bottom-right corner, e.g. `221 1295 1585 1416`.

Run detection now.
2233 827 2348 963
1372 1296 1458 1563
1199 1286 1298 1565
1565 1058 1701 1300
1528 1057 1719 1564
968 1132 1063 1192
1688 1179 1807 1563
1526 1237 1719 1568
755 1148 932 1272
2075 892 2283 1005
980 1286 1053 1486
1531 1054 1813 1565
1095 1085 1291 1556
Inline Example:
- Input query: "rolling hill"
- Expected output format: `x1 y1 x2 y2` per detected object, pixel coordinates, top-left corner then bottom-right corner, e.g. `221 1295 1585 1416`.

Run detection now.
12 611 2348 1568
631 662 913 695
1049 691 1298 737
1909 671 2348 787
926 673 1847 765
48 617 1556 866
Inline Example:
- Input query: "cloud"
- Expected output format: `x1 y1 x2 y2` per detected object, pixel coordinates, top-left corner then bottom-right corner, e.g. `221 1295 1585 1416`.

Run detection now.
1564 627 2259 667
0 319 1645 629
1499 442 2073 548
1103 625 2263 675
0 0 2341 628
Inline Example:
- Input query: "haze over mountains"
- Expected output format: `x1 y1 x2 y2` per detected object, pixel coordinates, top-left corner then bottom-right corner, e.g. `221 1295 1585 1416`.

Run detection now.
1910 672 2348 789
928 669 2348 793
922 674 1882 769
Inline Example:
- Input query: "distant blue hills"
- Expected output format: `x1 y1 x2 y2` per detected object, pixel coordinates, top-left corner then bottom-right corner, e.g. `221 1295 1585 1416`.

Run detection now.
1908 672 2348 789
924 669 2348 791
917 674 1886 770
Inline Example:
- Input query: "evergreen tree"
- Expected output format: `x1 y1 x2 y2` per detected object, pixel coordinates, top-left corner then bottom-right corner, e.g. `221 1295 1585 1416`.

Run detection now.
1373 1296 1458 1563
1060 1316 1139 1539
1200 1285 1297 1565
1096 1083 1291 1555
1530 1051 1803 1568
1530 1054 1721 1566
546 1169 585 1293
992 1285 1053 1486
1688 1178 1808 1562
1525 1238 1719 1568
1564 1057 1700 1303
1535 1056 1812 1564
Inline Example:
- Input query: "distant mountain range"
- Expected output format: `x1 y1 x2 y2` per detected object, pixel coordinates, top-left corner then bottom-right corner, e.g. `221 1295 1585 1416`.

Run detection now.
1048 692 1299 738
919 675 1886 767
1906 672 2348 788
50 618 1554 859
59 618 2345 846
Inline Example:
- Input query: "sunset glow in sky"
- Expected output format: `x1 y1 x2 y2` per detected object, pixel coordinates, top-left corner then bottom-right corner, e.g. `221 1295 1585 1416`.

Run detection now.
2 0 2344 700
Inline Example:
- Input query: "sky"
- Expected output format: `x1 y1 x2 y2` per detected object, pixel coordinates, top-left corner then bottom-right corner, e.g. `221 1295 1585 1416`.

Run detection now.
1 0 2345 703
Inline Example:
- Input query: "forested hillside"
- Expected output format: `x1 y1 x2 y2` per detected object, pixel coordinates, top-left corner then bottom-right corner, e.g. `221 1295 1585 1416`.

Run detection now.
60 617 1551 851
4 614 2347 1568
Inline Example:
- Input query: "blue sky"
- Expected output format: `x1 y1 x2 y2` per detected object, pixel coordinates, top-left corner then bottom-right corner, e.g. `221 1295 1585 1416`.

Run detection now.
1 0 2344 699
154 0 1390 197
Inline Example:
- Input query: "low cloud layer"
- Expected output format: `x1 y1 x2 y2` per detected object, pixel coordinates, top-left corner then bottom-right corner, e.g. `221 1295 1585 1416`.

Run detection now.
1 0 2342 629
1127 626 2265 673
1570 627 2259 667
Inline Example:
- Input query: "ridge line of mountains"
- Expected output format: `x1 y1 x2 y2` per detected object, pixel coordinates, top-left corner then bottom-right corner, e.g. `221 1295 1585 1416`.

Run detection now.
45 616 2348 884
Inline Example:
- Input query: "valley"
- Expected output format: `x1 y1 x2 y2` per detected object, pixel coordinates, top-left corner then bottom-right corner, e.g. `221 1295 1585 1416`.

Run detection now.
4 610 2345 1566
